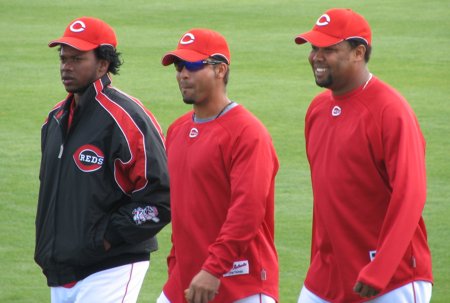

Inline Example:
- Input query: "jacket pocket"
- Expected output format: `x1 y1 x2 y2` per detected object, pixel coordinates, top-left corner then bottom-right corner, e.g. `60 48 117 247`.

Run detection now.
78 215 110 266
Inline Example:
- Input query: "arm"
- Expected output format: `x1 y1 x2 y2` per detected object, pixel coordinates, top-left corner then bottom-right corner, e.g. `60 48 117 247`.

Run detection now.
104 111 171 246
202 123 278 276
355 101 427 291
167 235 176 275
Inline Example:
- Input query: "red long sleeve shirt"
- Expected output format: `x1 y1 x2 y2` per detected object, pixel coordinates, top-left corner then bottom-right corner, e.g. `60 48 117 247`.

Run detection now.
163 105 279 302
304 76 432 302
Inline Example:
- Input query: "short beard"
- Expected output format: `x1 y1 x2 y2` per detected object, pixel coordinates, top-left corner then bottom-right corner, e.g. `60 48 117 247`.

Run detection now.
183 98 196 105
316 75 333 88
68 85 90 95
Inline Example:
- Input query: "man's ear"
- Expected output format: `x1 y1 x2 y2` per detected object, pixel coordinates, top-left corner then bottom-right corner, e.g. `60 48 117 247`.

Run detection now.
353 44 367 62
98 59 110 76
215 63 228 80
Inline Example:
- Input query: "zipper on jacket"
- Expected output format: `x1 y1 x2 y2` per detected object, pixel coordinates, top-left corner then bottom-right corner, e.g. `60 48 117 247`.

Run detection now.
58 144 64 158
51 112 67 266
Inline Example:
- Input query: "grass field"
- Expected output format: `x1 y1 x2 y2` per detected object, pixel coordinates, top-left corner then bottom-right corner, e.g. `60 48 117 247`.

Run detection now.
0 0 449 302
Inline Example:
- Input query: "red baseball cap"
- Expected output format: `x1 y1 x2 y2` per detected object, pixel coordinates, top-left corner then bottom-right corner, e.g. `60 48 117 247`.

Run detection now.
49 17 117 51
295 8 371 47
161 28 230 65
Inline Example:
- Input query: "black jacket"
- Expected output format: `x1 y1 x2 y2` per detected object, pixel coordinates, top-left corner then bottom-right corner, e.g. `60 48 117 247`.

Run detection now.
35 74 170 286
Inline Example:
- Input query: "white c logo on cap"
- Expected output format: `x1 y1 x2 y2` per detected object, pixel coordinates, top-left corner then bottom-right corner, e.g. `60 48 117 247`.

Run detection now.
70 20 86 33
180 33 195 45
316 14 331 26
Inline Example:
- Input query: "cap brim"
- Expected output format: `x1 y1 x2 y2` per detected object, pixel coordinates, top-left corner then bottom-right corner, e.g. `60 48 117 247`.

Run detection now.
48 37 98 51
295 30 343 47
161 49 210 66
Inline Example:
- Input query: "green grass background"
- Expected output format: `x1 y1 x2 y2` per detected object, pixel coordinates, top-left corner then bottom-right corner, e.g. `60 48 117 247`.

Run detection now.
0 0 448 302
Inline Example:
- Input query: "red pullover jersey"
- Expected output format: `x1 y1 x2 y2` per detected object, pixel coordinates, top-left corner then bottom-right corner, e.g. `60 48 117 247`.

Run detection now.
163 105 279 302
304 76 432 302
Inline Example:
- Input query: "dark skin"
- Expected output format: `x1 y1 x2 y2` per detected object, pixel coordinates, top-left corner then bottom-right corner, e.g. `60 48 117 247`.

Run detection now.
59 44 112 251
59 44 109 105
308 41 370 96
309 41 379 298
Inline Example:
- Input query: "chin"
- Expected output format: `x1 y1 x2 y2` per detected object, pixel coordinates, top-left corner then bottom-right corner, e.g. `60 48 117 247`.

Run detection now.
315 78 332 88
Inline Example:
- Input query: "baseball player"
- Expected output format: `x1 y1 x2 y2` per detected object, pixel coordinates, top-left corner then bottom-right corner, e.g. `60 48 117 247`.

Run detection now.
294 8 433 303
156 28 279 303
35 17 171 302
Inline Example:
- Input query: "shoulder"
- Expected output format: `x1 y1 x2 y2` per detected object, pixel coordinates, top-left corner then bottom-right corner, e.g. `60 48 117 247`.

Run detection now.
167 111 193 135
365 77 408 107
102 86 144 112
218 105 273 142
363 77 416 118
100 86 159 124
43 98 67 126
219 105 263 128
306 90 332 116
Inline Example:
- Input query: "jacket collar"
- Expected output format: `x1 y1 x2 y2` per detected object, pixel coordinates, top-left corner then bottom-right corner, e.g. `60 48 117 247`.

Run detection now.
77 73 112 109
54 74 112 126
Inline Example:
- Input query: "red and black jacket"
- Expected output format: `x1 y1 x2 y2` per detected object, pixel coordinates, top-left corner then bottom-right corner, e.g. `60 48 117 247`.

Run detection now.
35 74 170 286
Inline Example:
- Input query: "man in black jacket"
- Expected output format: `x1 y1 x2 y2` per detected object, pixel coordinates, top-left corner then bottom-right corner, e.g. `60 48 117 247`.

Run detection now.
35 16 170 302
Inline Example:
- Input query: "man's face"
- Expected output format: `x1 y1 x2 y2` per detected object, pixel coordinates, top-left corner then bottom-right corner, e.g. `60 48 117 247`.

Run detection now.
59 45 105 94
174 60 220 105
308 41 357 95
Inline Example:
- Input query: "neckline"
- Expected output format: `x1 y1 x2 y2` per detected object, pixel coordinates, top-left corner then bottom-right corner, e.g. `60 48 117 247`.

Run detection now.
333 74 374 100
362 73 373 90
192 101 235 123
215 101 235 119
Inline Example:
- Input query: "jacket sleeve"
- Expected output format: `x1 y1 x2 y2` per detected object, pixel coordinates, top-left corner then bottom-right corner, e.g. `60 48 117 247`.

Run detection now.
356 100 427 290
202 123 278 276
104 110 171 246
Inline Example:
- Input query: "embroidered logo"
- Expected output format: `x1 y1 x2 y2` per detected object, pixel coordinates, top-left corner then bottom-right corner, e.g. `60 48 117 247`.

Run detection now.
132 206 160 225
180 33 195 45
69 20 86 33
316 14 331 26
223 260 250 277
331 105 342 117
369 250 377 262
73 144 104 172
189 127 199 138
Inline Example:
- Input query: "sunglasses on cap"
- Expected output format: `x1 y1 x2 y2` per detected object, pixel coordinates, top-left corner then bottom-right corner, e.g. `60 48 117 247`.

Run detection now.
174 59 224 72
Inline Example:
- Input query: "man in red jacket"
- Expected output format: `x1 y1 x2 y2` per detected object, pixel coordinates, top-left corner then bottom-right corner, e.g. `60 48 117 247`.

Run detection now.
294 8 433 303
157 28 279 303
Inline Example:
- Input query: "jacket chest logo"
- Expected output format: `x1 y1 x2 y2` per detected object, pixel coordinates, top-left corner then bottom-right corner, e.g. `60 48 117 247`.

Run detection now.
73 144 105 172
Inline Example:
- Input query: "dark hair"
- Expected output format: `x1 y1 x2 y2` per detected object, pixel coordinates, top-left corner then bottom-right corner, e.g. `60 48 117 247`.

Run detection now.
94 45 123 75
347 39 372 63
211 55 230 85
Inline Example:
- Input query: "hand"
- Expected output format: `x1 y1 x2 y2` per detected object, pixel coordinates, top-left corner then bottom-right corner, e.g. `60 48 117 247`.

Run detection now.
103 239 111 251
184 270 220 303
353 281 379 298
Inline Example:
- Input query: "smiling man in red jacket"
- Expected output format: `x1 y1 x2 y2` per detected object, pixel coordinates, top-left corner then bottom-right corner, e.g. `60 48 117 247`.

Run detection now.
294 8 433 303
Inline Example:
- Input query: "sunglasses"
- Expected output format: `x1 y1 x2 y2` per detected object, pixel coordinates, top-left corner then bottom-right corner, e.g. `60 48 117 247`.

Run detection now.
174 59 223 72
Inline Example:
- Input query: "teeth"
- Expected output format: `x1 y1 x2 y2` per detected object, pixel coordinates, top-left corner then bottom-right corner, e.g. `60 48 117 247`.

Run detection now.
316 68 326 72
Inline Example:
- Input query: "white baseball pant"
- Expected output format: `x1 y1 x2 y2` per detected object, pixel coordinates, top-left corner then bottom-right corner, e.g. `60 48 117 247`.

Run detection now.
51 260 149 303
157 291 276 303
297 281 432 303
